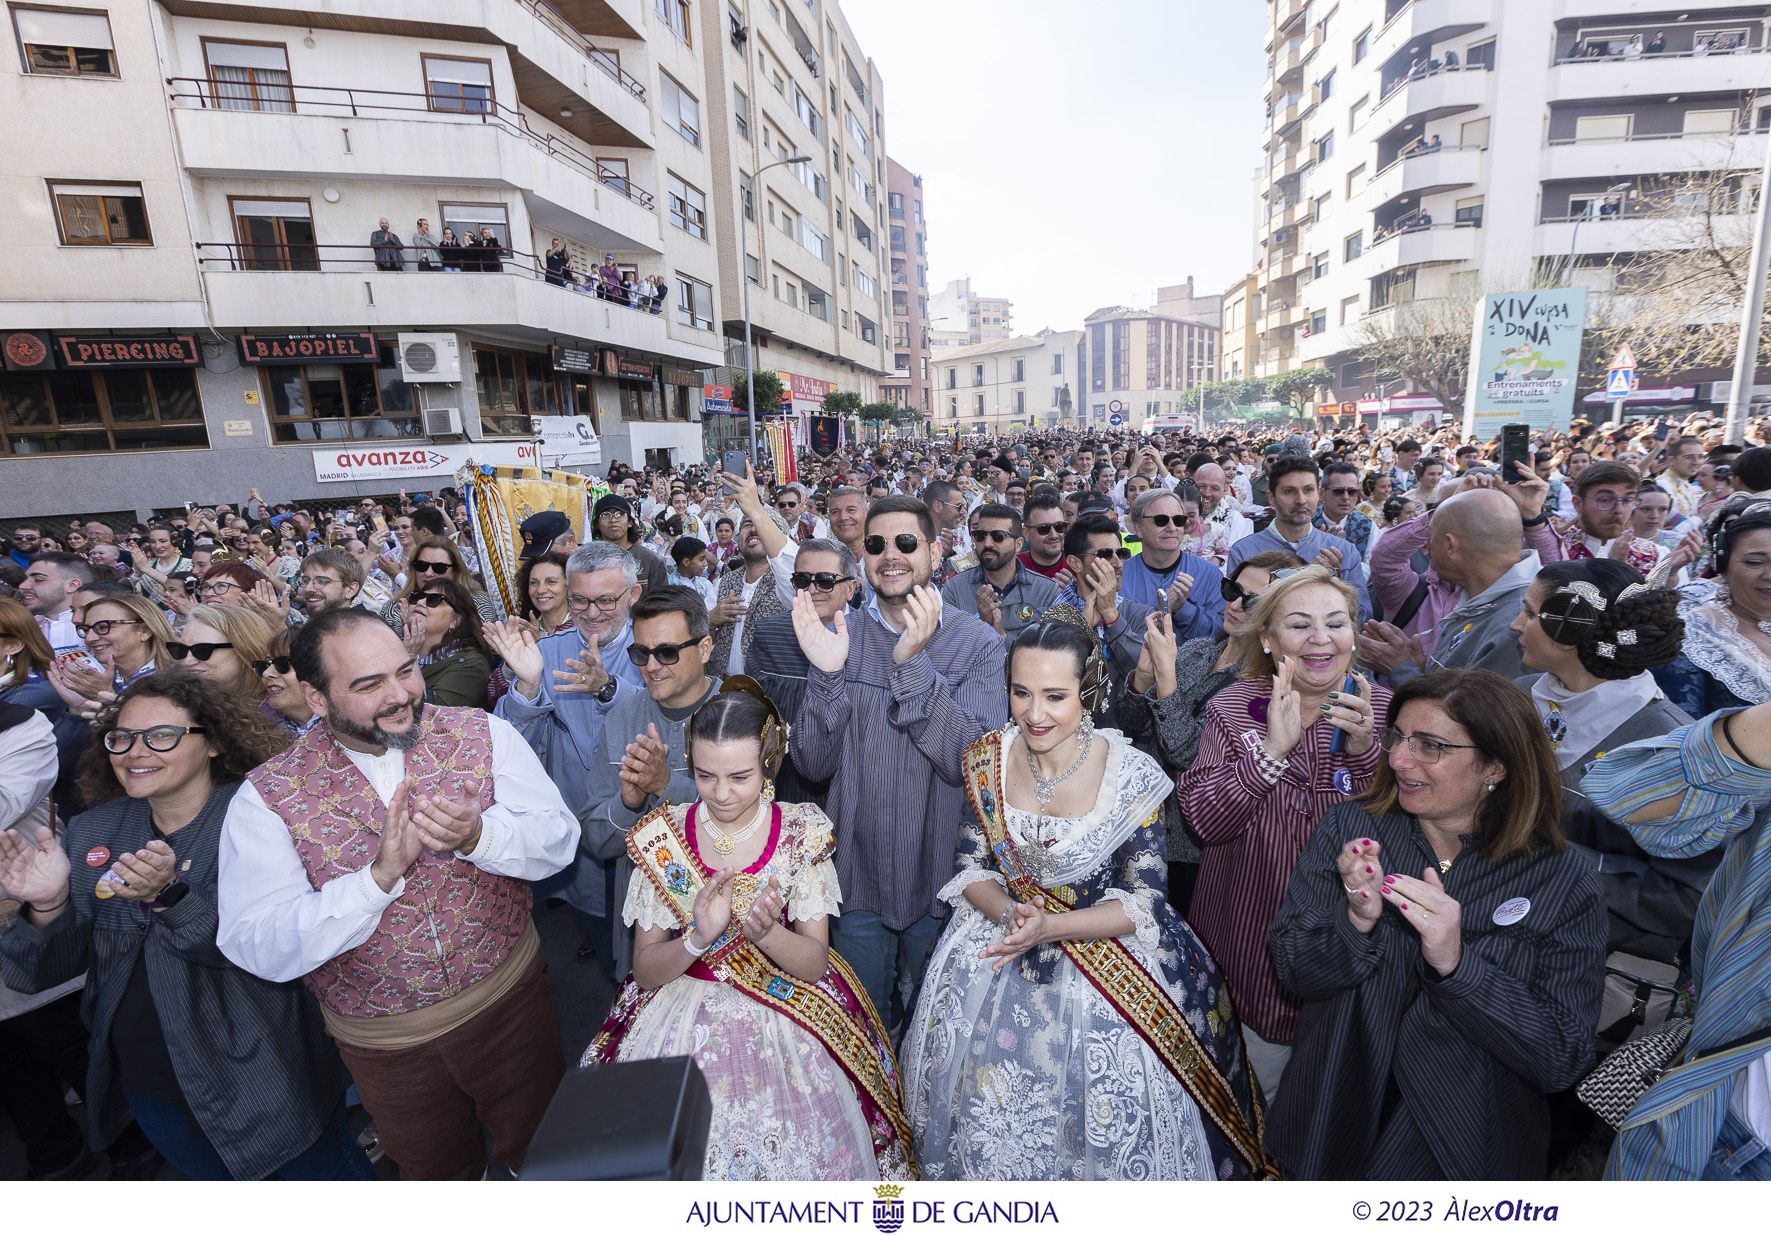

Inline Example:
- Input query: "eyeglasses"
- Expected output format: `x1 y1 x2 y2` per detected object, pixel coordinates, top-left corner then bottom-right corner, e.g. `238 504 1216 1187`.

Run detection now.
302 574 341 589
412 593 450 610
1379 727 1479 765
568 592 628 614
198 581 239 597
1582 493 1637 511
863 533 925 555
974 529 1017 544
168 641 234 663
103 725 208 755
412 560 454 575
1140 514 1193 529
1029 521 1069 536
791 571 854 592
76 619 142 638
1086 547 1133 561
1326 487 1362 497
251 656 294 676
626 638 701 667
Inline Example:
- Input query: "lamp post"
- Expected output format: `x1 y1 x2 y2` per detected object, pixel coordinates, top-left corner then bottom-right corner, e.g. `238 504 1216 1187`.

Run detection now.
740 154 813 462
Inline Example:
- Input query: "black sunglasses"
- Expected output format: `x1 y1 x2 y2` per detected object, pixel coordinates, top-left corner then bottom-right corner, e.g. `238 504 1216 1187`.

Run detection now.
626 638 701 666
1085 547 1132 561
863 533 925 555
1221 577 1262 607
412 559 453 575
1029 520 1068 535
974 529 1016 544
791 571 854 592
251 655 295 676
168 641 234 662
412 593 451 609
1140 514 1192 529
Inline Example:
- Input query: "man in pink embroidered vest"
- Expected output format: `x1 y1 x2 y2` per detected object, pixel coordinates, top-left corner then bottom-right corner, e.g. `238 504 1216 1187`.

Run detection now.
216 609 578 1179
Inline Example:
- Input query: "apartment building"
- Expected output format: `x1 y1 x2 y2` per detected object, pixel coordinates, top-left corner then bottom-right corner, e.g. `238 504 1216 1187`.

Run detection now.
1222 273 1264 379
879 156 932 416
1080 302 1220 430
2 0 734 514
931 330 1084 435
1257 0 1771 421
928 277 1014 348
700 0 892 446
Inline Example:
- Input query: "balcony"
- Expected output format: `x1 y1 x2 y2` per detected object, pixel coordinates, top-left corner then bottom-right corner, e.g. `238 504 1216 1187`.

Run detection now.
1364 64 1492 141
1267 199 1303 234
1274 0 1307 35
1272 95 1317 138
195 243 724 366
1543 129 1767 181
161 0 650 146
1356 144 1484 211
1263 302 1303 334
1548 45 1771 103
1370 0 1495 70
168 79 659 253
1536 211 1754 257
1355 222 1481 276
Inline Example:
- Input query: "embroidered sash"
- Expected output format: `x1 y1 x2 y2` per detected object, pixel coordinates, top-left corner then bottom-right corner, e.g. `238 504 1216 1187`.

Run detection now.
962 730 1278 1180
601 804 916 1169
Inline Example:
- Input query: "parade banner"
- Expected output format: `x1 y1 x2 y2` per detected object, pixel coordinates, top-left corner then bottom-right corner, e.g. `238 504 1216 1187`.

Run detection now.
764 420 798 485
808 415 841 458
459 462 593 619
1465 289 1588 439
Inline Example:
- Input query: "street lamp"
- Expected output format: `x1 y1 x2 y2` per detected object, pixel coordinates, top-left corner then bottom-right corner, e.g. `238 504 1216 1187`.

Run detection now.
740 154 813 462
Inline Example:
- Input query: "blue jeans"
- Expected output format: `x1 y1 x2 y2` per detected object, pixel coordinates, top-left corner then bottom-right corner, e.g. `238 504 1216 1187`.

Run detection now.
123 1092 374 1180
830 910 943 1039
1703 1110 1771 1180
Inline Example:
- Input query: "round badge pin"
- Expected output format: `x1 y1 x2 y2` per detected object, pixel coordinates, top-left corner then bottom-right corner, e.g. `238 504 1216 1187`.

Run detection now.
1248 697 1270 725
85 846 110 868
1492 896 1531 926
1333 768 1354 796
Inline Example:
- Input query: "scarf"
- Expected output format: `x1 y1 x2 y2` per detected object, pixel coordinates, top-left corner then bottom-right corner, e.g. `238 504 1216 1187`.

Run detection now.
1530 671 1666 769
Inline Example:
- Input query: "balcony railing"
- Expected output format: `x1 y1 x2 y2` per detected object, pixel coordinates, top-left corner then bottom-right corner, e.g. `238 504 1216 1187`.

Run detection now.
515 0 647 100
1545 125 1758 146
1552 42 1766 67
1371 140 1483 178
1367 219 1482 249
1377 60 1490 106
166 77 654 210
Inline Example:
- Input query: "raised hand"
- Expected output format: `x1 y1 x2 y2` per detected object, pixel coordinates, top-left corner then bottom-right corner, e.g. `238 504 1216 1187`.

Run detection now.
370 780 423 892
1081 559 1119 626
555 654 609 696
892 584 942 664
978 900 1050 972
740 874 785 942
1337 836 1386 932
401 604 429 655
1166 571 1195 611
109 839 177 903
1317 545 1345 573
1264 655 1305 757
0 824 70 909
1606 534 1634 562
1359 620 1421 675
1382 867 1463 976
708 591 747 630
411 782 484 855
1499 460 1550 520
484 619 544 695
791 589 849 674
244 578 290 624
1144 608 1178 698
691 869 737 947
1322 671 1377 756
1665 525 1704 574
618 722 673 810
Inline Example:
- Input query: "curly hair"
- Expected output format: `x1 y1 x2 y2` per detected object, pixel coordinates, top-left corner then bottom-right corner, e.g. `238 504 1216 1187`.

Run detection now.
79 671 289 806
514 551 571 624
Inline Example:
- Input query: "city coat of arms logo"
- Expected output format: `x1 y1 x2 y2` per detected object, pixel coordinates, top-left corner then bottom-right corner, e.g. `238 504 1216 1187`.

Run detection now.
872 1183 905 1234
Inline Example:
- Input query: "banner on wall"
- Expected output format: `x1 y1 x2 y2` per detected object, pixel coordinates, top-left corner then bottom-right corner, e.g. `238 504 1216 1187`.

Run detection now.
311 441 539 484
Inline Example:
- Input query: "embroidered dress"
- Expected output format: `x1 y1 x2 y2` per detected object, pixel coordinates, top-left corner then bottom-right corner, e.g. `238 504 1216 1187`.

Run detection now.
901 728 1266 1180
583 801 912 1181
1654 600 1771 715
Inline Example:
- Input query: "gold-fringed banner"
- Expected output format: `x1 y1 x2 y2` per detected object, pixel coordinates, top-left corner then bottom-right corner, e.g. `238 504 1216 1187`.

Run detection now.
459 463 597 619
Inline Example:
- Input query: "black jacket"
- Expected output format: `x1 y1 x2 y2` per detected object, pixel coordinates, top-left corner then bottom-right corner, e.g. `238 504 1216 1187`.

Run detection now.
0 783 349 1179
1267 803 1607 1180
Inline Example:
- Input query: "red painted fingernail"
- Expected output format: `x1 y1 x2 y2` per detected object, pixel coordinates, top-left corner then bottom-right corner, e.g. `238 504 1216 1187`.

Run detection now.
1365 865 1374 874
1383 874 1396 883
1400 902 1409 910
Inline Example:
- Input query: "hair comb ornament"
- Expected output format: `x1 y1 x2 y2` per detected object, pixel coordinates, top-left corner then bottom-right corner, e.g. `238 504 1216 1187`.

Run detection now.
720 674 790 766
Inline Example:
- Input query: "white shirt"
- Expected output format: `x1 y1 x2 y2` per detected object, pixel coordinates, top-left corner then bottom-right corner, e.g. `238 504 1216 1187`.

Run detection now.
1206 496 1255 546
1733 1055 1771 1142
725 540 797 677
0 710 57 834
216 713 578 983
36 608 82 659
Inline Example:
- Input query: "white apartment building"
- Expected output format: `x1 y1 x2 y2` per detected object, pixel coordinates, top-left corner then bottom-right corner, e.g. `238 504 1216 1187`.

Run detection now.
701 0 892 447
3 0 730 516
932 330 1083 435
928 277 1014 348
1080 303 1220 431
1258 0 1771 420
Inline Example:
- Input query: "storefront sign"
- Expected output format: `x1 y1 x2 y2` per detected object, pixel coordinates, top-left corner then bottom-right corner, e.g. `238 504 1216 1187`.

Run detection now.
1 330 54 372
783 372 832 406
1467 289 1587 437
311 440 540 484
664 367 702 387
703 384 734 414
56 334 200 369
552 344 599 374
238 332 378 364
612 355 657 382
533 415 602 465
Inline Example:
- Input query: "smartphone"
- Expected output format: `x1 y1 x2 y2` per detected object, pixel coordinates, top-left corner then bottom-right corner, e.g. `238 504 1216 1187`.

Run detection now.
1500 422 1530 484
1329 673 1358 755
183 576 199 597
721 449 748 479
334 508 349 522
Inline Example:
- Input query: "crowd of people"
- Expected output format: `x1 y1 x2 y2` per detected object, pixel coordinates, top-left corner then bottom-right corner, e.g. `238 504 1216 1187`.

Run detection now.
3 409 1771 1183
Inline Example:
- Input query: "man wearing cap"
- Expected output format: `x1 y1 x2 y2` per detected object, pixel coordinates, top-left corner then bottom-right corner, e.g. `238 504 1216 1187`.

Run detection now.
592 494 669 593
518 510 577 565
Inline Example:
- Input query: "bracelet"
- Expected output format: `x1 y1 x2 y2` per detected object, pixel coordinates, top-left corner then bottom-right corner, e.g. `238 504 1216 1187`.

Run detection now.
1722 709 1768 770
999 902 1017 934
681 930 710 957
28 895 70 915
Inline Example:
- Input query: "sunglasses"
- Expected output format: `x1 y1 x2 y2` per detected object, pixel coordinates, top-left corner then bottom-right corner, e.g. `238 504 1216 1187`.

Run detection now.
1140 514 1194 529
1221 567 1301 607
791 571 854 592
103 724 207 755
863 533 925 555
974 529 1016 544
76 619 143 638
1083 547 1132 561
251 655 295 676
412 560 454 575
168 641 234 662
412 593 451 609
1028 521 1069 536
626 638 701 666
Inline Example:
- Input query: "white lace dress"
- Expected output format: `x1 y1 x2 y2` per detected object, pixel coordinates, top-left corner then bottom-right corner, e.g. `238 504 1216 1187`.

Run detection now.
901 729 1237 1181
587 802 894 1181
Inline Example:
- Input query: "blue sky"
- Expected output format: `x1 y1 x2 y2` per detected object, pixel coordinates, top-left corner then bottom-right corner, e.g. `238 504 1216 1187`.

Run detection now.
843 0 1269 333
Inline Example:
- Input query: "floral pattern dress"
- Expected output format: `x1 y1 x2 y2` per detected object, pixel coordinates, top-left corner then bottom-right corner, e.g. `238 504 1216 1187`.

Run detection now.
900 729 1257 1180
581 801 910 1181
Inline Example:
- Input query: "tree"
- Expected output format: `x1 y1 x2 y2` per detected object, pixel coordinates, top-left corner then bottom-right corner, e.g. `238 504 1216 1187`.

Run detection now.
1354 295 1480 415
730 369 785 414
1267 367 1334 415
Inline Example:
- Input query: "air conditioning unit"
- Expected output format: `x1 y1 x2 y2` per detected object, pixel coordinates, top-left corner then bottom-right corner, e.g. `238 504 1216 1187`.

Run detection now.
423 406 464 437
398 332 462 383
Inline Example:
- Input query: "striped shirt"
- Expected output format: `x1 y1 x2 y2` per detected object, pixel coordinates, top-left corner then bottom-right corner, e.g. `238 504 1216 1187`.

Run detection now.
1176 676 1390 1041
1582 712 1771 1179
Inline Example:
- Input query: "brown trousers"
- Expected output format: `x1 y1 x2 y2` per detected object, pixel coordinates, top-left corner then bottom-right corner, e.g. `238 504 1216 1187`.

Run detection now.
335 956 564 1180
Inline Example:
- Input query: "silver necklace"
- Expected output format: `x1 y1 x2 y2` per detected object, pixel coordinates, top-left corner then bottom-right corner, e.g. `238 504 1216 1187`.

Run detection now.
1024 730 1094 812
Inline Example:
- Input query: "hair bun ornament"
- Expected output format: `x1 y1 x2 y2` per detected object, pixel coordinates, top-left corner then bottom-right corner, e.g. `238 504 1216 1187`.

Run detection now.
1026 604 1112 715
720 674 790 765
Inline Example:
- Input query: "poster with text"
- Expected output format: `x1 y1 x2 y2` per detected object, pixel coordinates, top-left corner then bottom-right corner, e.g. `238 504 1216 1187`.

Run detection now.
1464 288 1588 440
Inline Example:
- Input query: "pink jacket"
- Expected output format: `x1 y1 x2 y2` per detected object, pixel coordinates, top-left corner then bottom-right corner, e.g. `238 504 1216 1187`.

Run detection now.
1368 512 1566 656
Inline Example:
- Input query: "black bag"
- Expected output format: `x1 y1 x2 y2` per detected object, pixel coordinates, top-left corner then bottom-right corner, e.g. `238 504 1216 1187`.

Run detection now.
522 1055 711 1180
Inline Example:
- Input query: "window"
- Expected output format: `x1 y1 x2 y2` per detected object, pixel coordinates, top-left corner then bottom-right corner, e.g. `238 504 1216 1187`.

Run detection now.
804 283 830 322
230 197 315 269
439 201 510 250
745 252 760 283
1466 39 1495 69
1051 352 1063 374
852 212 874 252
12 6 114 76
975 393 985 415
1350 95 1369 131
1 366 207 455
847 108 869 156
792 83 821 137
1461 117 1490 148
734 87 750 140
1353 27 1370 63
776 201 796 239
476 346 575 434
659 73 700 146
50 180 149 246
946 367 956 389
853 262 876 299
1574 114 1632 142
1344 231 1363 261
1314 131 1335 162
423 55 492 113
654 0 691 45
1014 390 1025 415
890 225 905 250
1309 310 1327 334
739 171 754 221
1339 295 1360 326
888 191 904 215
1684 109 1738 136
1313 192 1331 221
1318 70 1335 102
1012 357 1025 382
597 156 630 198
667 172 707 239
261 342 419 443
1455 196 1485 227
1345 163 1365 196
676 273 714 330
203 40 292 111
798 218 829 263
790 156 826 201
858 315 877 345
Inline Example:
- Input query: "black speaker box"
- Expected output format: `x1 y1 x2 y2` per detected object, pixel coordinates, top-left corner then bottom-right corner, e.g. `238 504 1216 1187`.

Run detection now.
522 1055 712 1181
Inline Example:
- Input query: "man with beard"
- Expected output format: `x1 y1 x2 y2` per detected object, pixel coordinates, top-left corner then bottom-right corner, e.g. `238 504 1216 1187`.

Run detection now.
217 609 578 1179
938 502 1057 638
18 552 93 656
294 548 367 622
1226 456 1371 622
488 541 647 972
1566 461 1666 577
790 496 1006 1031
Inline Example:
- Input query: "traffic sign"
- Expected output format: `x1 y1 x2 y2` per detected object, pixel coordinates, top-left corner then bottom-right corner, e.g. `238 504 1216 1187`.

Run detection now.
1108 412 1125 427
1605 368 1636 398
1608 343 1636 372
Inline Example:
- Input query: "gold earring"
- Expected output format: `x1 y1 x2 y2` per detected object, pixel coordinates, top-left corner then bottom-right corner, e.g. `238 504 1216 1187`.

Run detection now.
760 779 776 803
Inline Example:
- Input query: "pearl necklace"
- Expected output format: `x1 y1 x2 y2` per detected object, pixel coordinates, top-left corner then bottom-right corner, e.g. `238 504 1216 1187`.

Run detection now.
703 797 767 856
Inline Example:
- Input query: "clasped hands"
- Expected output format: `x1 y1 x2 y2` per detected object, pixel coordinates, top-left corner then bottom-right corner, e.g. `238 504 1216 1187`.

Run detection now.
1337 836 1463 976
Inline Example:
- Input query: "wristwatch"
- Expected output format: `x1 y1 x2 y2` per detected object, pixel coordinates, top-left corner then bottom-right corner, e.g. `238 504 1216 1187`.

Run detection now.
145 881 190 911
595 678 619 703
1521 510 1551 528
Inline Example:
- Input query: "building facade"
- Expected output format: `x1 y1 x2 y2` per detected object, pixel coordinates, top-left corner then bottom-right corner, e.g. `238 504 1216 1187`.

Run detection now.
931 330 1083 435
1257 0 1771 421
927 276 1014 348
1221 272 1263 379
1080 302 1220 430
879 156 932 416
